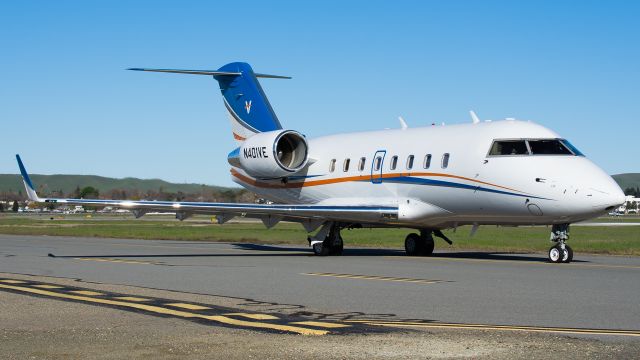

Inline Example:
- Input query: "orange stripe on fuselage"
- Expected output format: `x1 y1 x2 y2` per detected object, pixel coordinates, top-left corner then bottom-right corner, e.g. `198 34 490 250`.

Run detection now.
230 169 524 193
233 133 246 141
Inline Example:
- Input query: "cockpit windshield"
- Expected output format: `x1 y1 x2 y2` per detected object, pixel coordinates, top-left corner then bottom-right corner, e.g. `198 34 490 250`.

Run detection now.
528 140 572 155
559 139 584 156
489 140 529 155
488 139 584 157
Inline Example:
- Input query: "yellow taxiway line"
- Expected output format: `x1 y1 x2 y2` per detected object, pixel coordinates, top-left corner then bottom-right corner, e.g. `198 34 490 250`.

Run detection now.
74 257 160 265
112 296 151 302
302 272 443 284
0 283 327 335
5 277 637 338
225 313 280 320
345 320 640 337
291 321 351 329
165 302 212 310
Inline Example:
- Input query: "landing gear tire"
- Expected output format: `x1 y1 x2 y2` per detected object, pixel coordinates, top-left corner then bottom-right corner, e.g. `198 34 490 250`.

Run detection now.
310 223 343 256
548 245 563 263
422 238 435 256
561 245 573 263
329 236 344 256
405 233 422 256
312 242 330 256
421 233 435 256
549 224 573 264
405 233 434 256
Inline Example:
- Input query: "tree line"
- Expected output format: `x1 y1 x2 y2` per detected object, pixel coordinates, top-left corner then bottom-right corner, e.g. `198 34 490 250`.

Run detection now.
624 187 640 197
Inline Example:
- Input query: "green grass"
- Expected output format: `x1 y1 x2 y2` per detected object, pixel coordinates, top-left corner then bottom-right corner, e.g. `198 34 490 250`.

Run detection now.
1 213 639 255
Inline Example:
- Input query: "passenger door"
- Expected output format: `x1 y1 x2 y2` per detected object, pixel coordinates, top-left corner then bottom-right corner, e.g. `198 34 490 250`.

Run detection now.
370 150 386 184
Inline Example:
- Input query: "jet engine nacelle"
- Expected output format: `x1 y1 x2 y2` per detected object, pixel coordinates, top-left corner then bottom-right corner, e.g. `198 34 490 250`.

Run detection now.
228 130 309 178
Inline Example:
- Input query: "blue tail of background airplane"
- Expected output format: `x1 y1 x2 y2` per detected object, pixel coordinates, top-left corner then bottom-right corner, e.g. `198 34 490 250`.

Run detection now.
128 62 290 143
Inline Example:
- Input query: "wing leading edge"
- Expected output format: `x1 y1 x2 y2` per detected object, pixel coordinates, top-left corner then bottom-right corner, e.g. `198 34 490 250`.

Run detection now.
15 155 398 231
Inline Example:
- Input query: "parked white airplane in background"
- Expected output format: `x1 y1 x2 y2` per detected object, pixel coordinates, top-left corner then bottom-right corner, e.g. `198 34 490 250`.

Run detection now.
17 62 626 263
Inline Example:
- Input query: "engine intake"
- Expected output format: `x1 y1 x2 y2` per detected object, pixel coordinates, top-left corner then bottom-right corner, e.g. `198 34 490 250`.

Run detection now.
228 130 309 178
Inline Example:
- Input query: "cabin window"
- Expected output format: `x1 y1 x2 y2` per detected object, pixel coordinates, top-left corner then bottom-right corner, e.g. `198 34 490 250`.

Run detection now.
358 157 366 171
489 140 529 156
423 154 432 169
406 155 414 170
343 158 350 172
329 159 336 172
528 139 574 155
374 156 382 171
442 153 450 168
390 156 398 170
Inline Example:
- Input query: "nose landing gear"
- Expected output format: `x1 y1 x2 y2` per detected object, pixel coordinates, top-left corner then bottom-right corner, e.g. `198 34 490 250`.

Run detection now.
548 224 573 263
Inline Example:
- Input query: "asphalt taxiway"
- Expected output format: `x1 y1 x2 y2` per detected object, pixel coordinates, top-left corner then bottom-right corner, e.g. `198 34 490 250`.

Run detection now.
2 234 640 332
1 234 640 358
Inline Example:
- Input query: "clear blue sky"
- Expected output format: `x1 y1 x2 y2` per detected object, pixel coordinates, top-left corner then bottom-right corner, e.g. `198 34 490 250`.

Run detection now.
1 1 638 187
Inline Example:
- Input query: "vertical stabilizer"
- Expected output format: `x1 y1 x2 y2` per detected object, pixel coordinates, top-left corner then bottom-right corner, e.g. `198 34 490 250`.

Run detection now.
215 62 283 143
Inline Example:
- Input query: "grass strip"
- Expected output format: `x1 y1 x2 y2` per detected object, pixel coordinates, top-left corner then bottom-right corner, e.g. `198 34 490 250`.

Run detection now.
0 215 638 256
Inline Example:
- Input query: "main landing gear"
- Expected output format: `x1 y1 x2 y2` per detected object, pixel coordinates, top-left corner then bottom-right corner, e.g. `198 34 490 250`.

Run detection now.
548 224 573 263
308 222 344 256
404 229 452 256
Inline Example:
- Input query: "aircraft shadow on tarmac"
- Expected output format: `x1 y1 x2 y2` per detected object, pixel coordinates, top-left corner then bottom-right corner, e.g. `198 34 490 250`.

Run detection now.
232 243 590 263
47 243 588 264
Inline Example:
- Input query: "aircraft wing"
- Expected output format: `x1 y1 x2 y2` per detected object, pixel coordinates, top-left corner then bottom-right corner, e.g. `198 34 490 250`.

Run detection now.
16 155 398 231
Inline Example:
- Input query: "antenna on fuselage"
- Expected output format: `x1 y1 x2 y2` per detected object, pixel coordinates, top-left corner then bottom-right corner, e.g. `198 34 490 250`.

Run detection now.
470 110 480 124
398 116 408 130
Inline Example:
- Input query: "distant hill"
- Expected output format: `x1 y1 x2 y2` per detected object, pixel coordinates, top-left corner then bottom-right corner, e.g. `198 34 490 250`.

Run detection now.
613 173 640 192
0 174 236 195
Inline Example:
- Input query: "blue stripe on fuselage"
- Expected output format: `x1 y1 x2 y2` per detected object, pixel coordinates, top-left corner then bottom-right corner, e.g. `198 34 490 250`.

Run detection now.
370 176 553 201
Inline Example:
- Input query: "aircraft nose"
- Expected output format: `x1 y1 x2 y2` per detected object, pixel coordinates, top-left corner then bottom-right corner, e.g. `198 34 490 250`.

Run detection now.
609 185 626 209
591 174 626 211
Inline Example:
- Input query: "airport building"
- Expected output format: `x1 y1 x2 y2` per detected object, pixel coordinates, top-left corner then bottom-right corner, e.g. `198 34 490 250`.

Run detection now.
618 195 640 214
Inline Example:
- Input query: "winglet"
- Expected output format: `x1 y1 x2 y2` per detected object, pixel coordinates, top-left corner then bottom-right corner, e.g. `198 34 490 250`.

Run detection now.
15 154 40 201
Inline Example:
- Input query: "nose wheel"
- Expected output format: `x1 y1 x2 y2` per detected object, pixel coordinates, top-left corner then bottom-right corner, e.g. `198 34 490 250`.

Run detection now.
548 243 573 263
548 224 573 263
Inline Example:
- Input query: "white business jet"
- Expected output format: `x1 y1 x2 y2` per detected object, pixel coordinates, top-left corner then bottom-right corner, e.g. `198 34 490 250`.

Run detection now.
16 62 625 263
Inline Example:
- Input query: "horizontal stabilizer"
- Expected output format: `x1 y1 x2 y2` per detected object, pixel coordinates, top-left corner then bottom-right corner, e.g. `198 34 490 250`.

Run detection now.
253 73 292 79
128 68 291 79
127 68 241 76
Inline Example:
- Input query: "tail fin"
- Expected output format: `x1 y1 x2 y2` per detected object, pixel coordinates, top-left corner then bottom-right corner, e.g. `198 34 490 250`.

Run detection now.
129 62 289 143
